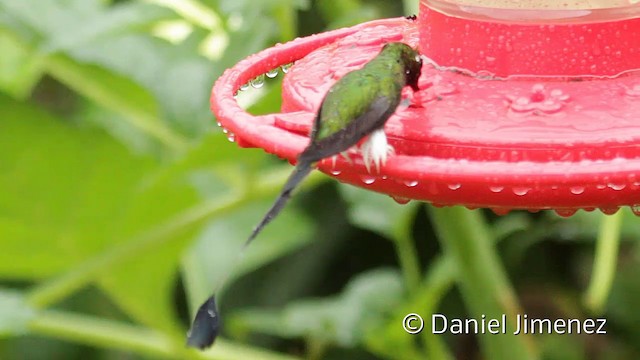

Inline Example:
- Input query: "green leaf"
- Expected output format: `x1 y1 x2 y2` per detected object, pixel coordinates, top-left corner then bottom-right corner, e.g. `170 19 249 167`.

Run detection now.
339 184 418 239
216 0 309 16
548 208 640 243
0 0 176 52
229 268 403 347
367 257 456 360
0 95 227 333
67 34 216 138
43 54 185 151
539 334 585 360
182 198 314 311
0 0 194 147
317 0 381 29
0 290 34 337
0 32 43 98
0 94 157 278
96 132 266 333
74 101 165 156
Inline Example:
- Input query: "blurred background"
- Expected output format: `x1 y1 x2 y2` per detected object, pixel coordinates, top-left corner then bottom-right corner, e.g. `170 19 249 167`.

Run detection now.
1 0 640 359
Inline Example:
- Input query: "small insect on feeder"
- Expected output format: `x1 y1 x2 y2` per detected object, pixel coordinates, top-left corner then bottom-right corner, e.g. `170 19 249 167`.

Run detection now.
212 1 640 216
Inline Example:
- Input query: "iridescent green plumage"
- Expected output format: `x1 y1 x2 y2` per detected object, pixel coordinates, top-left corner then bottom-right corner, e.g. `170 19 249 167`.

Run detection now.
187 42 422 349
248 42 421 252
304 42 422 161
313 43 422 142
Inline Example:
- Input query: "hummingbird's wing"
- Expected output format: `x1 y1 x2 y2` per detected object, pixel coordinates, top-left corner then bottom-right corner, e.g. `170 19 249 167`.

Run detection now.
243 95 396 251
300 95 396 163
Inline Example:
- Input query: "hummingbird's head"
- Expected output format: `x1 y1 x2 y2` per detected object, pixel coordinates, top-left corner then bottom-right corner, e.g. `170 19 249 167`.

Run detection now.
403 47 423 92
383 42 423 92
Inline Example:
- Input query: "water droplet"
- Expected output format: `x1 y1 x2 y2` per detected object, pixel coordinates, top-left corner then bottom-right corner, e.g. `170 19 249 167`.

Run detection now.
391 196 411 205
239 83 249 91
608 183 626 191
531 84 545 100
489 186 504 193
266 68 279 78
404 180 419 187
555 209 576 217
625 84 640 97
631 205 640 216
505 42 513 52
491 208 511 215
570 186 585 195
512 187 531 196
550 89 570 101
600 207 620 215
233 91 238 98
360 175 376 185
226 132 235 142
216 121 222 127
448 183 461 190
250 74 265 89
330 169 342 175
281 63 293 73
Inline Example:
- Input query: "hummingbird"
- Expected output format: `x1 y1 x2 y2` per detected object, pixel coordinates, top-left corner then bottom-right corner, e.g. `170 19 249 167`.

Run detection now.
186 42 422 349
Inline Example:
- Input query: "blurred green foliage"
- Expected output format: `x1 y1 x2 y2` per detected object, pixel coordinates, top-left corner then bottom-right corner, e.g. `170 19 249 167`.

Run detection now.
0 1 640 359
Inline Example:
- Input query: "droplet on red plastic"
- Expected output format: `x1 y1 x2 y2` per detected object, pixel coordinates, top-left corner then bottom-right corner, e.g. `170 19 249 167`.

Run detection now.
491 207 511 216
555 209 577 217
266 68 279 78
570 186 585 195
600 207 620 215
512 187 531 196
360 175 376 185
391 195 411 205
404 180 419 187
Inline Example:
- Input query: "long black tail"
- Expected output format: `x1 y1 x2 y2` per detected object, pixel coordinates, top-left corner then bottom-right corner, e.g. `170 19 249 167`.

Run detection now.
243 160 312 249
187 161 313 349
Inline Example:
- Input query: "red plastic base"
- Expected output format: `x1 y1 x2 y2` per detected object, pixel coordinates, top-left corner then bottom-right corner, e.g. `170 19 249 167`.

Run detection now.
211 15 640 215
419 0 640 77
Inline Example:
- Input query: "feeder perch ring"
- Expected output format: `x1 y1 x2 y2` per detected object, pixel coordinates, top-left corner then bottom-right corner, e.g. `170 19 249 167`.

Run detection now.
211 9 640 216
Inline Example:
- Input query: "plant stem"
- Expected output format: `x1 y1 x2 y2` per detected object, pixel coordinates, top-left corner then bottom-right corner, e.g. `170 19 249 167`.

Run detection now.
416 256 456 360
45 54 188 151
584 211 623 314
27 192 243 308
429 206 537 360
30 310 300 360
392 206 422 294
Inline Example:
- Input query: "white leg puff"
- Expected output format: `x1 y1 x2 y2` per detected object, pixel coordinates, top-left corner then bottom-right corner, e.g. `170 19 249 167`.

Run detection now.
361 129 394 173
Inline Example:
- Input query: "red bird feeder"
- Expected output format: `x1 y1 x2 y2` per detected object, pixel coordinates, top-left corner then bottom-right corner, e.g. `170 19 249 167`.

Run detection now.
211 1 640 216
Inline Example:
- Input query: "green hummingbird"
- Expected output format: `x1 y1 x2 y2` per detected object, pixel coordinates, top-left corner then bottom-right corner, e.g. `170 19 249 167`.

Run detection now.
187 42 422 349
